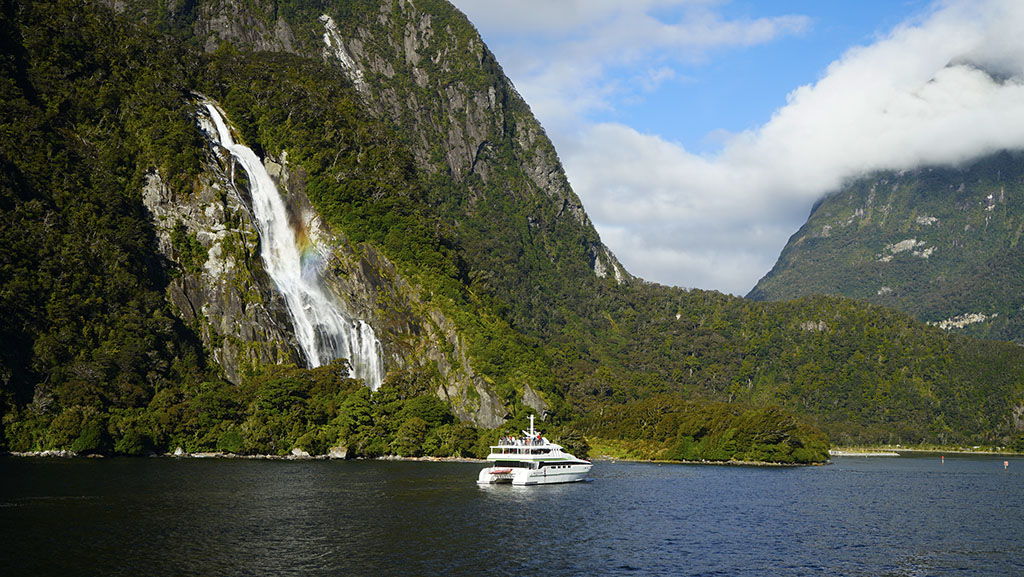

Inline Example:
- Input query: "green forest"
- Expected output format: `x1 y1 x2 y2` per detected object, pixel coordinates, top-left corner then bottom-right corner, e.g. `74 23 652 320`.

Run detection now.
1 0 1023 465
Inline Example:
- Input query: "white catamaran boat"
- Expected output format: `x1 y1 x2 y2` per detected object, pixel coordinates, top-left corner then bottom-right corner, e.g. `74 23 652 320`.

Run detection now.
477 415 591 486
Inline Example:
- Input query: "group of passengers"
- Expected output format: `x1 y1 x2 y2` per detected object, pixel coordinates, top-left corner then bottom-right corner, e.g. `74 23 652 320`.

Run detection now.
498 434 543 446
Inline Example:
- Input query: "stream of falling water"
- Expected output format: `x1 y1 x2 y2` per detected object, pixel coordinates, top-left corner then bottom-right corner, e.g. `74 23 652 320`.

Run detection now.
205 102 384 389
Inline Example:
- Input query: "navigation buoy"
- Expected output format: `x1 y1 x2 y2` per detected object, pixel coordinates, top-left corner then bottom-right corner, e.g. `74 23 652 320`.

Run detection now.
1005 460 1009 471
941 455 944 464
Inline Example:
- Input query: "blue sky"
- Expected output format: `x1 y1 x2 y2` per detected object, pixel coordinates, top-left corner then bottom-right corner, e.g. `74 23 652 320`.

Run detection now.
450 1 1024 295
612 1 930 153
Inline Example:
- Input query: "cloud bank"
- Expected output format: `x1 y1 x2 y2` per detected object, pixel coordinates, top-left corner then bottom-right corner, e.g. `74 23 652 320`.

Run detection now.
453 0 1024 295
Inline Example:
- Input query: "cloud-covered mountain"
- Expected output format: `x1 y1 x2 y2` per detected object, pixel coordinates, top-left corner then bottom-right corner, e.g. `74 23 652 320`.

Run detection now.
749 150 1024 344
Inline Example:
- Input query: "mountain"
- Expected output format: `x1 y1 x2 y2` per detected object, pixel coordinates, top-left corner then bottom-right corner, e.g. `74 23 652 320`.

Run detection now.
748 150 1024 344
2 0 1023 459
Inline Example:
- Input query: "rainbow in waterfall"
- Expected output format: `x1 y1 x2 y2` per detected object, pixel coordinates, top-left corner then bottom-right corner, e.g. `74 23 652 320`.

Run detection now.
204 101 384 389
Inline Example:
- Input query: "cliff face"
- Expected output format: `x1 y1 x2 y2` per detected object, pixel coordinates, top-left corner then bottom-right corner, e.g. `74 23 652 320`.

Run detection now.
350 0 625 282
142 163 300 385
748 150 1024 343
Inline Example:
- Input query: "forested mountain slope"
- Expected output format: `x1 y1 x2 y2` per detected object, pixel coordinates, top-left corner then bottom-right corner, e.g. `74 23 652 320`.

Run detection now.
749 151 1024 344
1 0 1023 459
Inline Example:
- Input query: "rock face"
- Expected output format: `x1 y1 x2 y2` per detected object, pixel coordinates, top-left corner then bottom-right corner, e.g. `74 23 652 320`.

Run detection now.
311 1 628 285
748 150 1024 344
192 1 299 54
142 105 302 385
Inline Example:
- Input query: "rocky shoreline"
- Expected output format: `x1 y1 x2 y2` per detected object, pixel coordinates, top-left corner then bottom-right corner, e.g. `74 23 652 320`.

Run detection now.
3 448 484 463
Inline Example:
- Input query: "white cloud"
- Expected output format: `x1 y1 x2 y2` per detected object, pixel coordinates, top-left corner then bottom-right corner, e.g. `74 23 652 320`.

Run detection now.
741 0 1024 189
454 0 1024 295
453 0 809 133
634 66 677 94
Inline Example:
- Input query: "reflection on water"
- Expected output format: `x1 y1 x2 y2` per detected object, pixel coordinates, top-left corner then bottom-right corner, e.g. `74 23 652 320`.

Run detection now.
2 455 1023 576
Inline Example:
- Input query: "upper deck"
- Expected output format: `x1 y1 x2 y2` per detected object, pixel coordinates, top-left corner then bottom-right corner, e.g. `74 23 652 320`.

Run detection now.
485 415 585 462
488 439 561 458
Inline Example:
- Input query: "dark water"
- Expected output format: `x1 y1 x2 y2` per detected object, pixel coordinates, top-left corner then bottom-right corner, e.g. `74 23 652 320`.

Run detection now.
2 454 1022 576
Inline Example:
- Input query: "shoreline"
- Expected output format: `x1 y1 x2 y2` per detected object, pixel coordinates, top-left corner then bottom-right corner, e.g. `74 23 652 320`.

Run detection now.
1 449 485 463
3 449 814 467
8 446 1019 463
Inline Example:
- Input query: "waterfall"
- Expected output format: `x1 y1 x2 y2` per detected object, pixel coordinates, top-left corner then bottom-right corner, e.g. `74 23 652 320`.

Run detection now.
204 102 384 390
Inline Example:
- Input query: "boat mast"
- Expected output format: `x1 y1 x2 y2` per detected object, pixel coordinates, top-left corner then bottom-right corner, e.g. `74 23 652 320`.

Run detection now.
526 414 535 438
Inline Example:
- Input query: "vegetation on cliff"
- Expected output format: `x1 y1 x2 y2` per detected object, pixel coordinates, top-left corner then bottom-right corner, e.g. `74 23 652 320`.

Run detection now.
0 0 210 447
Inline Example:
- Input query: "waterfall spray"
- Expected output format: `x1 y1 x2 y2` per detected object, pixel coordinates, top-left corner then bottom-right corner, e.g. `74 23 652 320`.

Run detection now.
204 102 384 389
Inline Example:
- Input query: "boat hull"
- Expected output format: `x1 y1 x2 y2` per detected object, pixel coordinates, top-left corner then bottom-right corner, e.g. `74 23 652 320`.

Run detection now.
477 464 591 486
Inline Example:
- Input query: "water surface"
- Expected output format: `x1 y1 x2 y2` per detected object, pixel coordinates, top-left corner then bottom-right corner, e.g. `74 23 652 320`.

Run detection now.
2 454 1022 576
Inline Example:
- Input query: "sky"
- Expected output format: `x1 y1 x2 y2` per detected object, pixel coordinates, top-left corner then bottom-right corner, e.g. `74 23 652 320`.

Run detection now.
448 0 1024 295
